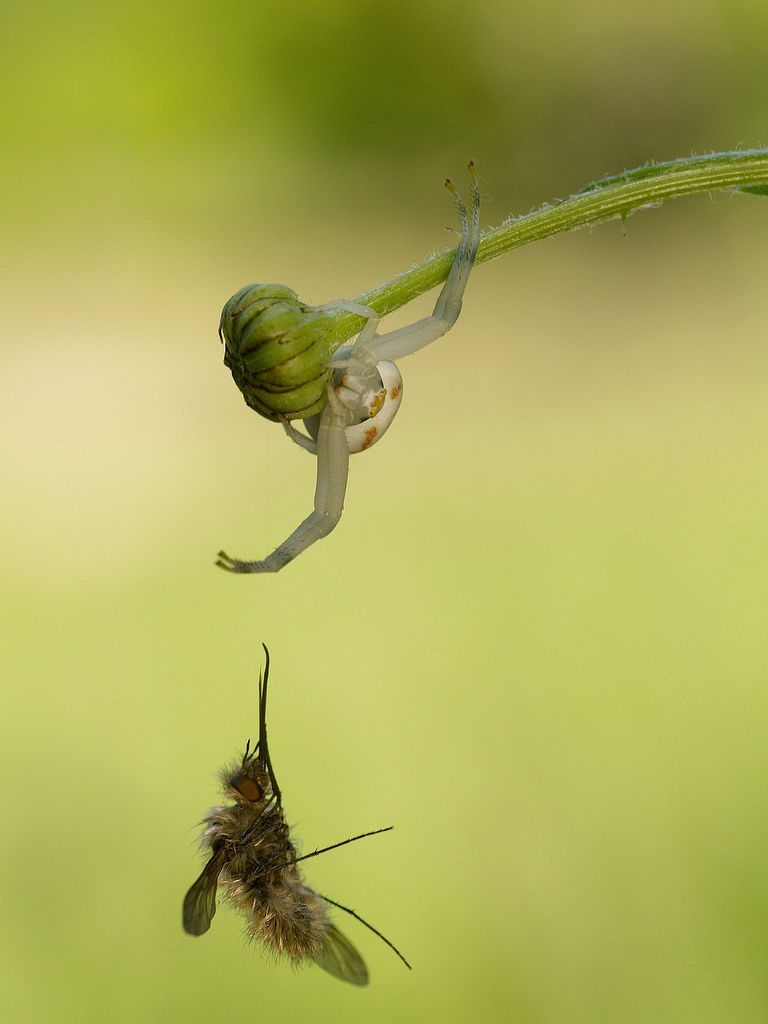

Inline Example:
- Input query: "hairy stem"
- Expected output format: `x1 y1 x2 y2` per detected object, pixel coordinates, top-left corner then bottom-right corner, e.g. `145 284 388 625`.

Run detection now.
328 149 768 346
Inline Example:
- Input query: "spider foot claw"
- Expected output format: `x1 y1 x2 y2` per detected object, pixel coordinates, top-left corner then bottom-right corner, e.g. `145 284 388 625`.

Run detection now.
216 549 277 574
216 550 246 573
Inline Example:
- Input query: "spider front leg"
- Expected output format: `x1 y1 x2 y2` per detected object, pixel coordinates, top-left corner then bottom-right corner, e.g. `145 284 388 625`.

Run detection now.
352 161 480 368
216 387 351 574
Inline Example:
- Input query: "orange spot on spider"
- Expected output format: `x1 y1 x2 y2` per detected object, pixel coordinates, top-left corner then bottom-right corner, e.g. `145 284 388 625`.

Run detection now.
390 383 402 400
361 426 378 450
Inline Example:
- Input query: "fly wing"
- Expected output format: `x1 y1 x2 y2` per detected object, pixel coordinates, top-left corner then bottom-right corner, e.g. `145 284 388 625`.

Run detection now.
313 923 369 986
182 850 226 936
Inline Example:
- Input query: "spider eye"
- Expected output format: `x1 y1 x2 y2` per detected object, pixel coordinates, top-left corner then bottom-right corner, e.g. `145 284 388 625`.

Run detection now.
230 774 263 802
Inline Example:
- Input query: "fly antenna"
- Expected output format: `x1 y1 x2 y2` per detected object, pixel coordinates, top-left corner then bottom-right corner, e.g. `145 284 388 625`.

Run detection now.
315 892 411 970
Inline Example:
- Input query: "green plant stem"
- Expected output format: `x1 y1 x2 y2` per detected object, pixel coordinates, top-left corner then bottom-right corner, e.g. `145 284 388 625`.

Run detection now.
328 149 768 347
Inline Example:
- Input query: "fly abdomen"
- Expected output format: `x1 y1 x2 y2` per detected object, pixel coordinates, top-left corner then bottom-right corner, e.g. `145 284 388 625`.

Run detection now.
243 882 329 961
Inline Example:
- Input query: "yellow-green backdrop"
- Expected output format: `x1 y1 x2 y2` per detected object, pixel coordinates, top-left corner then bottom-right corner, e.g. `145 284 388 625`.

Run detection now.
2 2 768 1022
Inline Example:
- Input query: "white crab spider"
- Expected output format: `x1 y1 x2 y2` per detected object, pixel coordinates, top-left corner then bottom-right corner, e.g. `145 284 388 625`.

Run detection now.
217 164 480 574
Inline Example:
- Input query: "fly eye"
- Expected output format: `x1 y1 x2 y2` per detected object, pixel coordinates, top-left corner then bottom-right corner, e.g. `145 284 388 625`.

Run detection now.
230 775 263 802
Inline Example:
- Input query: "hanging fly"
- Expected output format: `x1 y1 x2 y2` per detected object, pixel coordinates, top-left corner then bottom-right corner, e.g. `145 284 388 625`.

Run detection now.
182 646 410 985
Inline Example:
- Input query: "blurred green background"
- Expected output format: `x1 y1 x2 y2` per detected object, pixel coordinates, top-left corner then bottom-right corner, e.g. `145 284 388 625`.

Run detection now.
2 1 768 1021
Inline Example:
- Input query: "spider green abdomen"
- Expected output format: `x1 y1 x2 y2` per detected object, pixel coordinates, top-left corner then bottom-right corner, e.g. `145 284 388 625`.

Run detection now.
219 284 337 421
